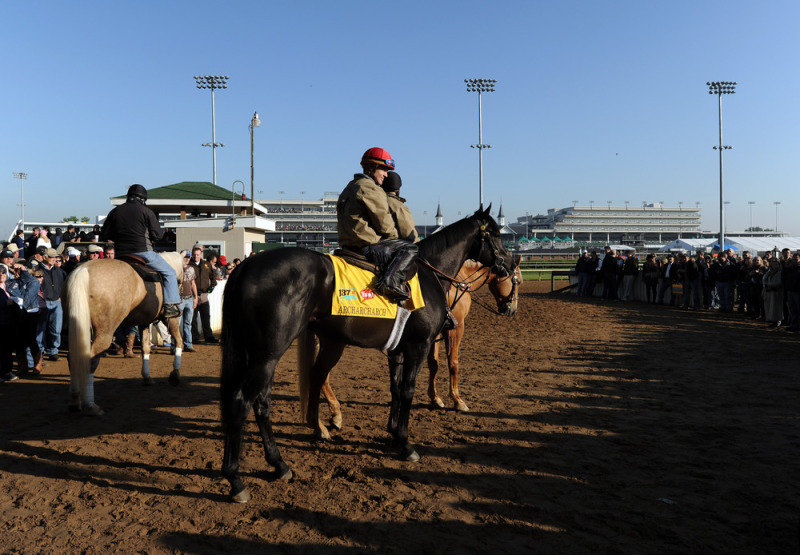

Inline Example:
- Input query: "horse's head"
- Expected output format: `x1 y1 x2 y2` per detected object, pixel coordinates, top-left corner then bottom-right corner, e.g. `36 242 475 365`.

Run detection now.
487 255 522 316
467 205 515 278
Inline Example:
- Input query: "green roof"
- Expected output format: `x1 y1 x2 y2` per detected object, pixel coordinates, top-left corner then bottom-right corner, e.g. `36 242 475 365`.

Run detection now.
113 181 248 201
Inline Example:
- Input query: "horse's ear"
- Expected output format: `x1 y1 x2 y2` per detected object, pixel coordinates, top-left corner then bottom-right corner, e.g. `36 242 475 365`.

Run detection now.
514 254 522 267
483 203 492 218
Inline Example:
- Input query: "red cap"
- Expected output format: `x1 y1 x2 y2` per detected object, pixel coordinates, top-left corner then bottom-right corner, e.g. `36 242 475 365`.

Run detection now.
361 147 395 170
219 255 227 265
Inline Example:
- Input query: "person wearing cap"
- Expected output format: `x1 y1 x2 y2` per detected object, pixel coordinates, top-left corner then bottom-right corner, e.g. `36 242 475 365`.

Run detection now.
382 172 419 244
337 148 417 302
6 263 45 376
36 229 52 250
27 245 48 270
217 255 228 279
0 249 15 274
39 248 66 361
100 184 181 319
63 247 81 275
87 244 103 261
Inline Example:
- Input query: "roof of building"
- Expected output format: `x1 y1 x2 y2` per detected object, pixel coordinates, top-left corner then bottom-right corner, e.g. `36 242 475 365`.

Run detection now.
112 182 248 201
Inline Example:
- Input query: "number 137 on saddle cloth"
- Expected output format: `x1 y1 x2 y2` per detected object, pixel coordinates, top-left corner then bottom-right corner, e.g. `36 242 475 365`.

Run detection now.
326 254 425 319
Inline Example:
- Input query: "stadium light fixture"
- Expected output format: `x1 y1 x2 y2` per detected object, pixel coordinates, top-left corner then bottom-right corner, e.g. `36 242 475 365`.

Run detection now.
465 78 496 207
707 80 737 250
195 74 229 185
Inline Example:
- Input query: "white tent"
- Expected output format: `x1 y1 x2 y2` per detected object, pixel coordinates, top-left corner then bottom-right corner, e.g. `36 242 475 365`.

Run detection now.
726 236 800 254
658 238 715 253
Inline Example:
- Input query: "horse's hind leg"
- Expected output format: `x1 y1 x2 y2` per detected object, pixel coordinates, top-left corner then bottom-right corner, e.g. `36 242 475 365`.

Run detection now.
253 390 292 482
306 339 345 440
391 342 428 462
320 377 343 430
426 339 445 408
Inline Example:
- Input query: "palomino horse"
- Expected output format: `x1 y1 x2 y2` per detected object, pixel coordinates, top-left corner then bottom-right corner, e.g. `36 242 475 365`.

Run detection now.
65 252 185 415
427 257 522 412
315 257 522 430
220 207 514 503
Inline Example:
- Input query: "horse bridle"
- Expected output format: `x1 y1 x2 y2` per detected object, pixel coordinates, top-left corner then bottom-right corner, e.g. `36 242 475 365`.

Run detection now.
479 224 510 278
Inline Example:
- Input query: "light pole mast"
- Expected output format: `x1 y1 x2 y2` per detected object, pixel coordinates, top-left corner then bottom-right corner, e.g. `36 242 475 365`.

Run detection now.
249 111 261 215
465 78 496 207
774 201 781 233
194 75 229 185
708 81 736 251
13 172 27 229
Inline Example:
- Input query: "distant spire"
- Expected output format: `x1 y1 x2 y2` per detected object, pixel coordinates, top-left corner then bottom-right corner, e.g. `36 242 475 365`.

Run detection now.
435 202 443 227
498 204 506 226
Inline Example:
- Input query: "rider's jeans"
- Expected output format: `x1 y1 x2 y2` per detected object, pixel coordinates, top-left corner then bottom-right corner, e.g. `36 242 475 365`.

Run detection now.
133 251 181 305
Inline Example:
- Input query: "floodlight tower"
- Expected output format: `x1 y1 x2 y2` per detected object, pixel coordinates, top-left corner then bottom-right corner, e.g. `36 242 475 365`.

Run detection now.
465 78 496 207
194 75 229 185
774 201 781 233
13 172 27 229
707 80 736 250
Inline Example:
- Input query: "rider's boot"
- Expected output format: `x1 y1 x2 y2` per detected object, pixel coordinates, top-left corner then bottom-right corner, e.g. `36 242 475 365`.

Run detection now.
161 303 181 319
442 307 458 331
374 249 416 302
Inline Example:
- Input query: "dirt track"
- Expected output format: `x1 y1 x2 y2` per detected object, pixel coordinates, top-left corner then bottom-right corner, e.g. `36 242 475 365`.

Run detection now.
1 282 798 552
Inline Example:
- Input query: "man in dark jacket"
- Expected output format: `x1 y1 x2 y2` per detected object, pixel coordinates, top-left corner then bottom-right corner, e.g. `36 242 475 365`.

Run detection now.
101 184 180 318
189 247 218 344
40 248 66 361
600 247 618 300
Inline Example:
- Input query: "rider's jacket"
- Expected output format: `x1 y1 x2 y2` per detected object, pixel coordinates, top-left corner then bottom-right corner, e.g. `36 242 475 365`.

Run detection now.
101 200 163 256
336 174 398 249
386 193 418 243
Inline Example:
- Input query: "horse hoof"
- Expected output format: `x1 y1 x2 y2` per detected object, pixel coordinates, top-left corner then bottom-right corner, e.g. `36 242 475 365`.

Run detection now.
330 414 343 430
277 469 293 482
403 449 420 462
231 488 251 504
142 377 155 386
432 397 445 409
168 372 180 387
83 404 105 417
455 401 470 412
314 427 331 441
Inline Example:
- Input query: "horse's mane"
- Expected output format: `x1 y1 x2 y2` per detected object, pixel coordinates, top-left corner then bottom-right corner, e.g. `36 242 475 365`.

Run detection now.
417 215 480 259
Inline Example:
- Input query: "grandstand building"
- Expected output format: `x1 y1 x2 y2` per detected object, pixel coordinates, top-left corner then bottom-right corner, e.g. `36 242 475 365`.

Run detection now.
512 203 701 245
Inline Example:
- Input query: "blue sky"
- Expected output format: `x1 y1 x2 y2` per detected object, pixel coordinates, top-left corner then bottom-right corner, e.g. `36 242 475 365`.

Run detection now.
2 1 799 234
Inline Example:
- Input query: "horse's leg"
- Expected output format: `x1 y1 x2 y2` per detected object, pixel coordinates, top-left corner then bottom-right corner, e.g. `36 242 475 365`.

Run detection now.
391 342 428 461
427 338 445 408
447 324 469 412
166 317 183 386
306 339 346 440
252 386 292 482
386 350 404 436
140 326 154 386
222 356 280 503
320 376 343 430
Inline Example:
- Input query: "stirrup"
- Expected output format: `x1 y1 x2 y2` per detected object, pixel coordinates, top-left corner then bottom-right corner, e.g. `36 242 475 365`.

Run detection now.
161 304 181 319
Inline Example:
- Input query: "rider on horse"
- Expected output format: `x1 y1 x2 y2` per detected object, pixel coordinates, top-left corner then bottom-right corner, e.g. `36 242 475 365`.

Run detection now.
336 147 418 302
100 184 181 319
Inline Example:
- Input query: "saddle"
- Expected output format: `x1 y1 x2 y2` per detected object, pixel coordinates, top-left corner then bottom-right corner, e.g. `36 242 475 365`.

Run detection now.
118 254 162 282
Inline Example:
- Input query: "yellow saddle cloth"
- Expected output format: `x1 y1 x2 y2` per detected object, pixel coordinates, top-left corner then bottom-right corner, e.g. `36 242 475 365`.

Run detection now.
327 254 425 319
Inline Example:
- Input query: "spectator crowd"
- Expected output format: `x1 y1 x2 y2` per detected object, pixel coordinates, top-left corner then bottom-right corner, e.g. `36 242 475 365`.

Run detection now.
0 228 245 382
574 246 800 332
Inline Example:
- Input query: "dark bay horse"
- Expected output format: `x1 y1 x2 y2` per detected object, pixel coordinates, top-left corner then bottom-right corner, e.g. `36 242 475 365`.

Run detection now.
315 257 522 429
220 207 513 503
65 253 185 415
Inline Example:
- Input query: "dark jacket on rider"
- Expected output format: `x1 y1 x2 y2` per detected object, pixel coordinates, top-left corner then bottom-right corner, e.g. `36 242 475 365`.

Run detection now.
101 199 163 256
337 174 398 249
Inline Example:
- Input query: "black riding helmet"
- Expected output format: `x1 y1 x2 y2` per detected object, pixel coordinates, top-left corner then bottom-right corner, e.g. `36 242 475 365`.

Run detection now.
383 171 402 194
127 183 148 203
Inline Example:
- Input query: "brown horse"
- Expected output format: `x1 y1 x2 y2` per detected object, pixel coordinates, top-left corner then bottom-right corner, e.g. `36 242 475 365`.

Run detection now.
427 257 522 412
317 257 521 428
65 252 185 415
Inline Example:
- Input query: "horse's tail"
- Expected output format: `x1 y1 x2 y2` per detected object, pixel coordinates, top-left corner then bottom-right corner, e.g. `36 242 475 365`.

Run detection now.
66 266 92 405
297 328 317 421
220 266 248 428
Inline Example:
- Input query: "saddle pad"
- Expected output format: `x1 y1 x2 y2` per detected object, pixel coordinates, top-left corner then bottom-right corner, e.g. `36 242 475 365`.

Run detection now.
326 254 425 319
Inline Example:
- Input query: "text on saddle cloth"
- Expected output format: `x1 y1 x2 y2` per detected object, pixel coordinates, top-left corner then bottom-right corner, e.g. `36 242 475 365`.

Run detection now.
326 254 425 319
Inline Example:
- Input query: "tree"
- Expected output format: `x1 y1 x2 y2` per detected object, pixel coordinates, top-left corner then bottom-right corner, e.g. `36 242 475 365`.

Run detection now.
62 216 90 223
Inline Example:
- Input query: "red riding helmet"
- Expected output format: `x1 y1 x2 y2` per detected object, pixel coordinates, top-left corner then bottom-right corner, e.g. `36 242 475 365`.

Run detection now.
361 147 395 170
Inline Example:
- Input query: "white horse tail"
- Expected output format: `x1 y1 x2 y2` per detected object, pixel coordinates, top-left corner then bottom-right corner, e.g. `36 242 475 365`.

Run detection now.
67 266 92 410
297 328 318 421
